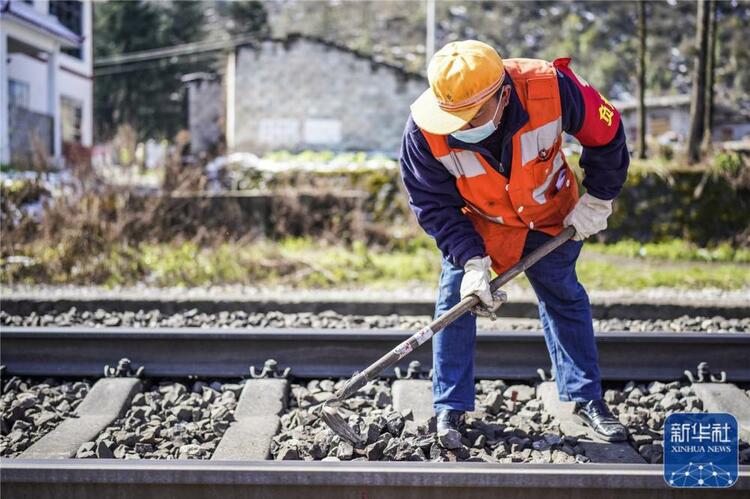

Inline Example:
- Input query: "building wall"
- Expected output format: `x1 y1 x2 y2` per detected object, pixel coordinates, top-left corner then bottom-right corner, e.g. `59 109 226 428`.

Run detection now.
719 123 750 142
58 0 94 84
58 0 93 146
620 106 750 145
187 78 224 154
7 53 48 114
7 53 93 147
4 0 93 147
619 107 690 143
232 37 426 154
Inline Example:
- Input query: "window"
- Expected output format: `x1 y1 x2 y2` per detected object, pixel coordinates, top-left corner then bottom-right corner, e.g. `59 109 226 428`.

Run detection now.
49 0 83 59
61 96 83 143
9 79 30 109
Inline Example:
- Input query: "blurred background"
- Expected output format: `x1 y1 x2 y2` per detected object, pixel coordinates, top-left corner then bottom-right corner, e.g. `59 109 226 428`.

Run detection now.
1 0 749 294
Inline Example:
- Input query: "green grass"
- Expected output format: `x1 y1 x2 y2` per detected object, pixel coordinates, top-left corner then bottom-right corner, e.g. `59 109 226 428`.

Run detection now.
0 239 443 289
139 239 442 289
585 239 750 263
576 260 749 290
2 238 748 291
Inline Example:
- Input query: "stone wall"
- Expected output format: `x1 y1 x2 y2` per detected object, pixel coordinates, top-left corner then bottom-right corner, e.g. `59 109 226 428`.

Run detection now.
233 36 426 155
187 77 224 155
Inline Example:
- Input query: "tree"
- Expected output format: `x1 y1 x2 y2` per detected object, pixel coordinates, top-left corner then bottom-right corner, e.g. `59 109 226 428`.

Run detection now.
163 1 206 45
714 1 750 107
153 1 208 141
94 1 271 143
225 1 270 38
702 0 718 152
636 0 647 159
93 0 163 140
686 0 711 164
94 1 209 142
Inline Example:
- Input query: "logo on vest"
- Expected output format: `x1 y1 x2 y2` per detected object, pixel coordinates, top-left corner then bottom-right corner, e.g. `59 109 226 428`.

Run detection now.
538 148 551 161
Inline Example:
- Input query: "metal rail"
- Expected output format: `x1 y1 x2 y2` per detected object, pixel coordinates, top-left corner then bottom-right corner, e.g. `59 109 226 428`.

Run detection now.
1 460 748 499
3 295 749 319
1 327 749 381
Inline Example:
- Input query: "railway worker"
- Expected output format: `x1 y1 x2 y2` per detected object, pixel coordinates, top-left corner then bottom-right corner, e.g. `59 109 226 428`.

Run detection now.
399 40 630 447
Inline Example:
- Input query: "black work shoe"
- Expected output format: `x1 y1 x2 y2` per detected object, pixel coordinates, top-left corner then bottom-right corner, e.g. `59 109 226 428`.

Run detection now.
436 409 466 449
574 399 629 442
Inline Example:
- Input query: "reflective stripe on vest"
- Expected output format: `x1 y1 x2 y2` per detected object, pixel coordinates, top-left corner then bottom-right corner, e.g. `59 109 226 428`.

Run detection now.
436 150 486 178
519 117 562 166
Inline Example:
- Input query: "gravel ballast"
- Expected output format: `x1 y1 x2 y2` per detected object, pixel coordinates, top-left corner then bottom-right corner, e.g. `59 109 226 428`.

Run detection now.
610 380 696 465
271 379 588 463
75 380 240 459
2 308 748 332
609 380 750 465
3 374 746 463
273 378 750 464
0 376 91 457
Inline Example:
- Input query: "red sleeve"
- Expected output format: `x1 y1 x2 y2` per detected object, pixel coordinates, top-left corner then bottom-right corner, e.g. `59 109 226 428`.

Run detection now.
553 58 621 147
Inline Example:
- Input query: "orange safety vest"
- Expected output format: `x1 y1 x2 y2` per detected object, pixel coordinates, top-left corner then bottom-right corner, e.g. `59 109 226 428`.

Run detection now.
419 58 579 275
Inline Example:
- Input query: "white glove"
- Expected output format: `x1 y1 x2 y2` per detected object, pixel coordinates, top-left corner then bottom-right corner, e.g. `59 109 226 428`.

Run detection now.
461 256 496 308
563 193 613 241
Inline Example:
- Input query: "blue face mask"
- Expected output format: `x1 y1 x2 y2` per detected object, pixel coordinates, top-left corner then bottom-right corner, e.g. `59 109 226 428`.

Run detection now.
450 94 503 144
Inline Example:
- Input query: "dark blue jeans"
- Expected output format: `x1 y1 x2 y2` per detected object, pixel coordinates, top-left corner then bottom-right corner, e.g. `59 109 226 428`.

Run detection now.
432 230 602 412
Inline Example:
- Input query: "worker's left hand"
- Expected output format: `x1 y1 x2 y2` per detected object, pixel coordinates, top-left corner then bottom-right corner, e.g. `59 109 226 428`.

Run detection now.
460 256 495 307
563 192 613 241
461 256 506 318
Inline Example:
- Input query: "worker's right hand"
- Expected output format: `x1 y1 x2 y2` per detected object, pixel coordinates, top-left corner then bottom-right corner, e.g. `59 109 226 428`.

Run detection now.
460 256 497 309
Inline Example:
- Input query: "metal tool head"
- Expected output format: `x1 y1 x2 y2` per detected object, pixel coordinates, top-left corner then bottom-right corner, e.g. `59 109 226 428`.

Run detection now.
320 399 362 445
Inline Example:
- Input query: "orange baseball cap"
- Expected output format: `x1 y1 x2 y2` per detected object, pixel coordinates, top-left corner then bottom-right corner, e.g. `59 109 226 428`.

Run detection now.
411 40 505 135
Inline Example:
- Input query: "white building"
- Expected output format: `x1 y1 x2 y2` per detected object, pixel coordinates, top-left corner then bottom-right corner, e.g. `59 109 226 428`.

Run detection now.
0 0 93 167
614 94 750 147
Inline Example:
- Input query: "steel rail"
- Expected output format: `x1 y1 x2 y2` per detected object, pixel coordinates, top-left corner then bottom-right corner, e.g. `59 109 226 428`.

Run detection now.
4 295 749 319
1 327 749 381
1 459 748 499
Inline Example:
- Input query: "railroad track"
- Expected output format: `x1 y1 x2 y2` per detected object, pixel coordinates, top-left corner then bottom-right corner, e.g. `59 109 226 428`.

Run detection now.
2 327 749 380
7 460 743 498
1 326 749 498
3 293 750 319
